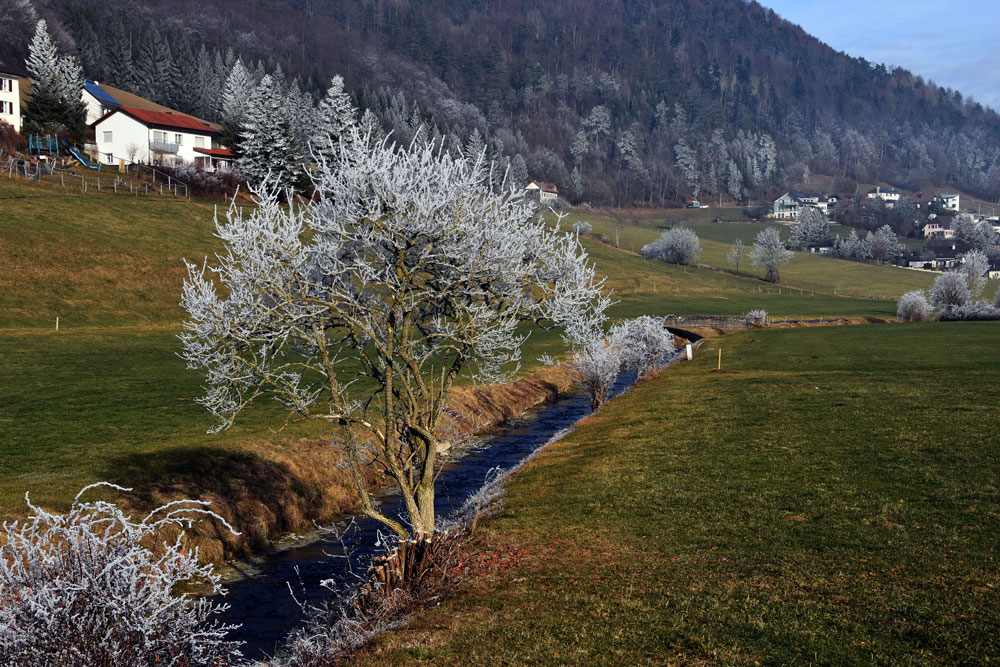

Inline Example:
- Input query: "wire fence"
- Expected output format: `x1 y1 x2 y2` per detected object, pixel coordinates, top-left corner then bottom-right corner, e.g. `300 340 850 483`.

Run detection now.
1 150 189 198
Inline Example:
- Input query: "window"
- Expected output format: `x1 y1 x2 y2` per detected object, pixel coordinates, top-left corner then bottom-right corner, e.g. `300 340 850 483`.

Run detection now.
0 78 11 93
195 136 205 148
153 131 164 142
0 101 8 114
104 153 114 165
175 134 182 145
103 131 113 143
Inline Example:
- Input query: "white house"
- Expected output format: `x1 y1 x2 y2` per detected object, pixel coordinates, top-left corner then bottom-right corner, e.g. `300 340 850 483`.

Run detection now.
0 60 25 133
935 193 960 212
867 187 900 208
772 191 835 220
525 181 558 202
921 223 955 239
92 106 223 170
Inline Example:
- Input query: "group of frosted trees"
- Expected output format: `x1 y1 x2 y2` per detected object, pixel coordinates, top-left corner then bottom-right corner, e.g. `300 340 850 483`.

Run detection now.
899 249 1000 321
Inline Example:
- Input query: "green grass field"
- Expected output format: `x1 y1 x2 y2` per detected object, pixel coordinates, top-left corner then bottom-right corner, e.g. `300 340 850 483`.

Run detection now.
0 176 917 516
360 322 1000 665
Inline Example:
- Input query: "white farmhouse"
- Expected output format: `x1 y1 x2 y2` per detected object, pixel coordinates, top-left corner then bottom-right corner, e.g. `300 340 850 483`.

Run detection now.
92 106 226 170
525 181 559 202
772 191 835 220
0 60 25 133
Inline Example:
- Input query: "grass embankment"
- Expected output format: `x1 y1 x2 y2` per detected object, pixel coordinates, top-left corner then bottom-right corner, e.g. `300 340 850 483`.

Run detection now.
359 323 1000 664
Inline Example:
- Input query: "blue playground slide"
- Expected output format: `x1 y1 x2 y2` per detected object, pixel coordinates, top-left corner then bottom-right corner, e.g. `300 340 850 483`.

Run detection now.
63 139 102 171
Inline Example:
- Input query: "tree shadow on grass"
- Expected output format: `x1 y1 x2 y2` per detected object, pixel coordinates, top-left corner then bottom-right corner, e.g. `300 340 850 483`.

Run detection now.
102 445 333 555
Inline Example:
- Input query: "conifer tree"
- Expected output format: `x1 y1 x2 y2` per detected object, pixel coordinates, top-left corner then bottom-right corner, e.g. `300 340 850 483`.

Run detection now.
103 19 134 89
23 20 87 140
221 60 254 147
133 26 172 104
311 75 356 163
237 74 301 189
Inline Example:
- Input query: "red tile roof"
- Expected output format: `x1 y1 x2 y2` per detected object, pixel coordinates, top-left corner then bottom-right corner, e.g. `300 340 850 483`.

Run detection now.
194 147 236 158
95 106 219 134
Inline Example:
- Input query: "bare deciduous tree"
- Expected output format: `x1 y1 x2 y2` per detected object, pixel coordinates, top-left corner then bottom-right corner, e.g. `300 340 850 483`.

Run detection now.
897 290 931 321
181 135 609 539
728 237 745 273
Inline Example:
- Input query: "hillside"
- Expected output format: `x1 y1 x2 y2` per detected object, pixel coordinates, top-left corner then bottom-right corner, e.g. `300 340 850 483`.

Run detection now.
4 0 1000 206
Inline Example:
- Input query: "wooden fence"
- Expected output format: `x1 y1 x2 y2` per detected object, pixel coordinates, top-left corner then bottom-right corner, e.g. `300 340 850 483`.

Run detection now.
1 151 189 198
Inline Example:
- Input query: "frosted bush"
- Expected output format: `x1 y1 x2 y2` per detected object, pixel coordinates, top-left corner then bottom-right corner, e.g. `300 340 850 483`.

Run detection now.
612 315 675 378
0 483 242 665
572 336 623 410
897 290 931 322
745 309 768 327
929 272 971 314
572 220 593 235
641 226 701 265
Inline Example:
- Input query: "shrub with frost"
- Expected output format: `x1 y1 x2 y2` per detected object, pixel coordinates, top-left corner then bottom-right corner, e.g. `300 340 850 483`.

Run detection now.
612 315 675 378
641 226 701 265
0 483 242 665
897 290 931 322
959 249 990 298
745 309 768 327
572 336 623 410
937 300 1000 322
572 220 593 235
929 271 972 315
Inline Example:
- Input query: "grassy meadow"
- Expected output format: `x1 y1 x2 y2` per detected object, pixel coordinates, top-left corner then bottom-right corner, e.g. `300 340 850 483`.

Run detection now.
360 322 1000 665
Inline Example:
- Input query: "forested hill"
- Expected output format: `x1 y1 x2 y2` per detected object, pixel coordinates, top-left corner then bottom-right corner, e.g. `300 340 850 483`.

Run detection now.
4 0 1000 205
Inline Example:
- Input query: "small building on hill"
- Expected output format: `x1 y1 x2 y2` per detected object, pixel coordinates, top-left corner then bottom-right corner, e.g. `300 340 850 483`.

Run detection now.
525 181 558 202
772 191 836 220
867 187 900 208
92 106 226 170
935 193 961 212
0 59 26 134
922 222 954 239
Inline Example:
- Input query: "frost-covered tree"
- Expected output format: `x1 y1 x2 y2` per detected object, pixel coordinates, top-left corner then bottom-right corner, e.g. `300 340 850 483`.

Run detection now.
612 316 675 379
751 227 792 283
23 20 87 139
929 271 972 313
311 76 357 164
834 228 873 261
788 207 831 247
133 25 173 104
725 159 744 201
897 290 931 321
959 248 990 297
0 483 241 664
728 238 745 273
641 226 701 265
953 213 999 251
237 74 302 189
675 137 701 197
221 59 254 145
868 225 900 263
572 220 592 235
182 136 609 538
572 336 623 410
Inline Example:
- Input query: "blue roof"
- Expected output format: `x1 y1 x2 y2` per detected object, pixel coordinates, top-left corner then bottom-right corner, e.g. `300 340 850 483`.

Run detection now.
84 81 119 108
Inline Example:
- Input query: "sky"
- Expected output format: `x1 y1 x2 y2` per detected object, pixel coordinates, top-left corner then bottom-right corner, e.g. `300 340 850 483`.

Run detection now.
761 1 1000 110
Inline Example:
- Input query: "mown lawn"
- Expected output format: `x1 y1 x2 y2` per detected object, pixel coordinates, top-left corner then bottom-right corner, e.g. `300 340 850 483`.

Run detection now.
359 322 1000 665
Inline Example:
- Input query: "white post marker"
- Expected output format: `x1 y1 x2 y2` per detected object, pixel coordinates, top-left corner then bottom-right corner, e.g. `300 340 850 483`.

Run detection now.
685 343 693 361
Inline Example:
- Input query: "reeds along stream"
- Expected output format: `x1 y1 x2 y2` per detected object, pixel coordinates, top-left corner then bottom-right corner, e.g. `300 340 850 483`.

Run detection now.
219 370 641 660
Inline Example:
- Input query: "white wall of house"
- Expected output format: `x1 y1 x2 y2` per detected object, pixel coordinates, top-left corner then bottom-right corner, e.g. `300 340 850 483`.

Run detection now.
0 74 21 133
94 113 150 165
94 111 216 167
82 89 112 125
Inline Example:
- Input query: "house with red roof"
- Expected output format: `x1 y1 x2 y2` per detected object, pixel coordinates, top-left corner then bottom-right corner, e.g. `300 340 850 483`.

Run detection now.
91 105 233 172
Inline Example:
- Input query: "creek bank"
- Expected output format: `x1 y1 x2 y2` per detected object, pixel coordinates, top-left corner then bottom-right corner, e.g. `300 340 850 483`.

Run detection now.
126 364 582 565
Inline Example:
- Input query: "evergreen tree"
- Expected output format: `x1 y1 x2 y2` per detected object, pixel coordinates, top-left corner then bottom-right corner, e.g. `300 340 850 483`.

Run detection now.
133 26 172 104
311 75 356 163
221 60 254 147
237 74 301 190
168 37 198 113
464 127 486 163
103 19 134 89
23 20 87 140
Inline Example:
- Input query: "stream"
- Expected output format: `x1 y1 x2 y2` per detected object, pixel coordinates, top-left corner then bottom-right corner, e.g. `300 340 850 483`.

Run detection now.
219 369 644 660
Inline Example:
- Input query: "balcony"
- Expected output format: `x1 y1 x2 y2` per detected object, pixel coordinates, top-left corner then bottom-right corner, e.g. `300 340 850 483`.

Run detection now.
150 140 179 154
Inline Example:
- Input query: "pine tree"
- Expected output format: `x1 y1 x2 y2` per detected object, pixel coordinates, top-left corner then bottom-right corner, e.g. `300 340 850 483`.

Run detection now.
168 37 198 113
133 26 172 104
311 75 356 163
103 19 133 89
675 137 701 198
221 60 254 147
24 20 87 140
237 74 301 190
465 128 486 163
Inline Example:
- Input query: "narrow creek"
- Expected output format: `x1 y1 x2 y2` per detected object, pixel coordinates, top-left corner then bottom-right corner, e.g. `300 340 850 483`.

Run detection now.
219 363 664 659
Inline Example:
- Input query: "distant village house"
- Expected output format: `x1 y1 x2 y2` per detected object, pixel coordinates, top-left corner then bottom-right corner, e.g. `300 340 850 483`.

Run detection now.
867 186 900 208
525 181 558 202
771 191 836 220
934 193 960 212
